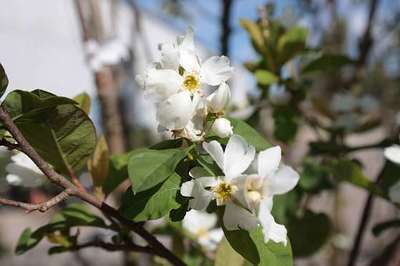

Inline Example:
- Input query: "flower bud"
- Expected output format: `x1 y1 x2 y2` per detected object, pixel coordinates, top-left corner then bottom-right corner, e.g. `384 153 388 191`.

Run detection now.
207 82 231 113
211 118 233 138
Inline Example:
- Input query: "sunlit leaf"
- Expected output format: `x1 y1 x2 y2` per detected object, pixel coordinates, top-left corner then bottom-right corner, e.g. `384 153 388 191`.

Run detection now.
73 92 91 114
255 70 279 86
88 136 110 187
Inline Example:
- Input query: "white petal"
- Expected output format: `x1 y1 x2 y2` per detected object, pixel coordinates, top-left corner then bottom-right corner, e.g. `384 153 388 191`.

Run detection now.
267 164 299 196
200 56 233 86
224 135 255 180
223 202 258 231
258 146 281 178
384 145 400 164
203 140 225 171
183 210 217 234
181 179 214 210
6 174 23 186
209 228 224 243
156 91 195 130
141 68 182 102
211 118 233 139
389 180 400 204
180 51 201 73
5 163 44 187
159 42 180 70
207 82 231 113
258 197 287 245
178 27 195 52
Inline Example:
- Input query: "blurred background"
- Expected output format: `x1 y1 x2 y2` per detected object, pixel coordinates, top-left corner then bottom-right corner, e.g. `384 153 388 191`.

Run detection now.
0 0 400 265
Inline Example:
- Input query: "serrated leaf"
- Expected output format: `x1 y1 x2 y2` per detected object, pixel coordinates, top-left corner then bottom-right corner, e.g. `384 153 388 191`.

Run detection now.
302 54 354 74
228 118 270 151
255 70 278 86
0 63 8 97
73 92 91 114
2 90 96 175
120 173 181 221
88 136 110 187
128 148 190 193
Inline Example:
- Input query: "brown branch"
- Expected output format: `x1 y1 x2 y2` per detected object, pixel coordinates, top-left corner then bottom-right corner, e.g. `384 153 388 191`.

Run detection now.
0 189 71 213
69 240 155 255
220 0 234 56
0 106 185 266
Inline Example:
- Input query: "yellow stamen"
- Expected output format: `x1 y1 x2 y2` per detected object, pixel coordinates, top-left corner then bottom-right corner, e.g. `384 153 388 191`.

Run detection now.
213 181 237 205
183 73 200 92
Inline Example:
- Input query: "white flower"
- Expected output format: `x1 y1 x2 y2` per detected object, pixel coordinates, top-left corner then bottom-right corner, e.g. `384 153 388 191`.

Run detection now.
269 84 291 105
6 153 46 187
211 118 233 138
207 82 231 113
389 180 400 204
384 145 400 164
182 210 223 250
243 146 300 245
181 135 258 231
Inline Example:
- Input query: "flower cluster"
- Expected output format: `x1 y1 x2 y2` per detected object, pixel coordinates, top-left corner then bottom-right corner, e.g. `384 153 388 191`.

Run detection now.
181 135 299 244
137 28 234 141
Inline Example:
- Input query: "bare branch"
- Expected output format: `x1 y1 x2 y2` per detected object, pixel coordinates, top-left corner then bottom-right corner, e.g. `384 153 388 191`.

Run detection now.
0 189 72 213
68 240 155 255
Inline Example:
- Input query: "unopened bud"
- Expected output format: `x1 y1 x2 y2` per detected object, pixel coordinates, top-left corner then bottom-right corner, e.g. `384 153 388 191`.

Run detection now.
211 118 233 138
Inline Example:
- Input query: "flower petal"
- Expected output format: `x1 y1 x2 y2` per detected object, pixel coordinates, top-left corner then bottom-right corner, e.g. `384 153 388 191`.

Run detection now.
258 146 281 178
180 51 201 73
141 68 182 102
207 82 231 113
159 42 180 70
223 202 258 231
203 140 225 171
267 164 299 196
200 56 233 86
181 178 214 210
224 135 255 180
182 210 217 234
389 180 400 204
258 197 287 245
178 27 195 53
384 145 400 164
156 91 195 130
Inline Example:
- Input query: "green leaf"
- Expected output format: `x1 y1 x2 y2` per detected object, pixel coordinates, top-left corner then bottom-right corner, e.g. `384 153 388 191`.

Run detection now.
128 148 190 193
0 63 8 97
255 70 278 86
372 219 400 236
102 152 131 195
73 92 91 114
240 19 266 55
15 228 42 255
328 159 384 197
302 54 354 74
2 90 96 175
287 210 331 257
120 173 181 221
277 27 308 64
88 136 110 187
224 227 293 265
60 204 107 228
272 107 298 143
299 159 333 192
228 118 270 151
215 237 245 266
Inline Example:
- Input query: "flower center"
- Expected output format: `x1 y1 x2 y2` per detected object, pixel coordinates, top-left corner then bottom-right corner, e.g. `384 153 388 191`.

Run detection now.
213 181 237 206
245 175 265 207
195 228 209 238
183 73 200 92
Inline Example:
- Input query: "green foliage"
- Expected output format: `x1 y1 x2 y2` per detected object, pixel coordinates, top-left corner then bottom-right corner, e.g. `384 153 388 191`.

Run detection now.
223 227 293 266
102 152 131 195
128 147 191 193
229 118 270 151
272 107 298 143
277 26 308 65
302 54 354 74
87 136 109 187
255 70 278 86
299 159 333 192
215 238 245 266
287 210 331 257
120 173 181 222
328 159 384 197
16 204 106 255
0 63 8 97
372 219 400 236
2 90 96 175
73 92 91 114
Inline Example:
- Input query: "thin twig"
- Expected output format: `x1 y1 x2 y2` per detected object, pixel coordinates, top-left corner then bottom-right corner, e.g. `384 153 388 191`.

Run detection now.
69 240 155 255
0 106 186 266
0 189 71 213
347 166 384 266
